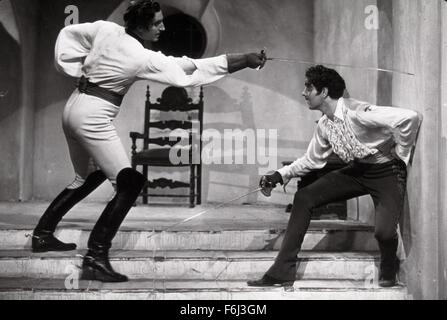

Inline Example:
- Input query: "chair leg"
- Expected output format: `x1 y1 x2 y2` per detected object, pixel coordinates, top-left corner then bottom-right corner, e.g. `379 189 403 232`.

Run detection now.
189 165 195 208
131 163 139 207
142 165 148 205
197 164 202 205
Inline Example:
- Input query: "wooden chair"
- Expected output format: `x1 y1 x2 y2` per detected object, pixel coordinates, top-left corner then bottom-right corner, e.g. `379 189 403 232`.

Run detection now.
130 85 203 207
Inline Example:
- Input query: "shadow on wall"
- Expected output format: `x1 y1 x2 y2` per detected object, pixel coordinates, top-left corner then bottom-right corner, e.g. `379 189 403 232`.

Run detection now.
0 23 21 124
201 86 260 204
200 85 309 205
0 22 22 199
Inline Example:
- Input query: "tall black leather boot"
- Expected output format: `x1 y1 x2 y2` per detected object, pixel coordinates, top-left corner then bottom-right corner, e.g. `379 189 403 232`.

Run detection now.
378 238 400 287
81 168 146 282
32 170 107 253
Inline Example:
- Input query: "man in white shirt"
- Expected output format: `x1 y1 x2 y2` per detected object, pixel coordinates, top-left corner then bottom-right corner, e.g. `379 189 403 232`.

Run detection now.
248 65 421 288
31 0 267 283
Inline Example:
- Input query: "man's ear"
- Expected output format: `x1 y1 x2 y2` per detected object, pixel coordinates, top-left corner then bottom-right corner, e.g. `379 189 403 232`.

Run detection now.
135 25 149 35
343 89 350 98
322 87 329 99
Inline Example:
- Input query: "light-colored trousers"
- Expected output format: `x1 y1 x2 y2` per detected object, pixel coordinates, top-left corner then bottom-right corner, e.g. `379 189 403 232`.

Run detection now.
62 90 130 188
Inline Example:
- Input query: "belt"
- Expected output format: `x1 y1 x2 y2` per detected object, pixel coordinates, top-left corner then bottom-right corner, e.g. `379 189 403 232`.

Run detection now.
77 76 124 106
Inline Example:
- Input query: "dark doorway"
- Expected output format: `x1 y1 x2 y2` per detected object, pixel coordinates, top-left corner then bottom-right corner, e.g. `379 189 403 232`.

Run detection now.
154 13 207 59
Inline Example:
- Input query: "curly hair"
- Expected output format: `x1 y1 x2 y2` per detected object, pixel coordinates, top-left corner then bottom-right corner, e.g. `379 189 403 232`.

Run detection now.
305 65 346 99
124 0 161 31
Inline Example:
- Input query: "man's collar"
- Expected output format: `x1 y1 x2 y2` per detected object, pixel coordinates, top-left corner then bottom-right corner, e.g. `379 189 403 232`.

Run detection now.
125 28 145 46
334 98 345 120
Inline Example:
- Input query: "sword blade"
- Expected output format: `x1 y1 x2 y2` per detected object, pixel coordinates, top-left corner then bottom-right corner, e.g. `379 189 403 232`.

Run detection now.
147 187 263 238
267 58 415 76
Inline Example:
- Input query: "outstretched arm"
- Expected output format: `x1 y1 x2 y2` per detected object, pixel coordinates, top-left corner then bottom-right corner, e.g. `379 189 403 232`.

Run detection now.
137 50 267 87
172 51 267 75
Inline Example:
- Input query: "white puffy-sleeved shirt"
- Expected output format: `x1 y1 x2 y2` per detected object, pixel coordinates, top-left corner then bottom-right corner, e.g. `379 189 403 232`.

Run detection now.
54 20 229 95
278 98 422 185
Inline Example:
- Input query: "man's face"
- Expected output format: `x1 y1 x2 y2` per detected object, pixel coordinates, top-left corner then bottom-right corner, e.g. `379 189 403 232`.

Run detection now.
138 11 165 42
302 78 325 110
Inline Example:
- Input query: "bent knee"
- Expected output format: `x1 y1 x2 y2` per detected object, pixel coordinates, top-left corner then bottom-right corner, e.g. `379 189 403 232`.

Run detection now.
293 190 317 209
374 230 398 242
115 168 147 190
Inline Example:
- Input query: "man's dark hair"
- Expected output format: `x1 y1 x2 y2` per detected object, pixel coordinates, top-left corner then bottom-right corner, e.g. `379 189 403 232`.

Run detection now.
305 65 346 99
124 0 161 31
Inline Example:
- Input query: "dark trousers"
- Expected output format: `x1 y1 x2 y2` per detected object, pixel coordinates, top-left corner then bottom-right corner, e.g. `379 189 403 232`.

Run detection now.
266 159 407 281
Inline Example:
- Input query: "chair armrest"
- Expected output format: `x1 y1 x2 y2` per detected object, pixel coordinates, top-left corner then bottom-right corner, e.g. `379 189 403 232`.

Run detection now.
129 132 145 156
130 132 145 139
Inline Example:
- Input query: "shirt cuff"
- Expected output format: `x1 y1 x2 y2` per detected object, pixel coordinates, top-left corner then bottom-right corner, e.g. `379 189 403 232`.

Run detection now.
277 168 291 186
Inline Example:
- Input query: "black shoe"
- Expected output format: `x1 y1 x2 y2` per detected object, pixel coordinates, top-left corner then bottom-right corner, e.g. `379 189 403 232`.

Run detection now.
379 275 397 288
32 232 77 253
377 238 400 288
80 249 128 283
378 257 399 288
32 171 106 253
247 275 294 287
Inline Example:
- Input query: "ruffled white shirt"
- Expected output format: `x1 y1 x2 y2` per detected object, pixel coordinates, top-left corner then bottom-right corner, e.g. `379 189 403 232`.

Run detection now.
278 98 422 185
54 20 229 95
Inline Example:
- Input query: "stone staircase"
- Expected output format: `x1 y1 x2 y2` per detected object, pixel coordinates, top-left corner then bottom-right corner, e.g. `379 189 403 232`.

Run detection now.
0 202 409 300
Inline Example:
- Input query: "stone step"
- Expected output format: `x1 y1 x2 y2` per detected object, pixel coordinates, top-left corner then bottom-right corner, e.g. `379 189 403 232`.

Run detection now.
0 278 409 300
0 250 383 281
0 220 378 252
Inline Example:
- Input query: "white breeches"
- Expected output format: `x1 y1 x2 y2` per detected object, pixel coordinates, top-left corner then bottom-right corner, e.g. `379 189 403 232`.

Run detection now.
62 90 131 188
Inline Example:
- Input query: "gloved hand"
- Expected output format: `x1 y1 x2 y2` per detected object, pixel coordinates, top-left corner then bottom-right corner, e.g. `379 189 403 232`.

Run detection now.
259 171 283 197
227 50 267 73
246 50 267 70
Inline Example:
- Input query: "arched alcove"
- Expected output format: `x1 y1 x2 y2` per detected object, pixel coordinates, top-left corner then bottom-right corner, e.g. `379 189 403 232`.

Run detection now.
153 12 207 58
107 0 221 57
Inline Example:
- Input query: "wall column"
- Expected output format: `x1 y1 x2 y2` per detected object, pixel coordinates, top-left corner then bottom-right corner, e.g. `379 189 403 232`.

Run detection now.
11 0 39 201
439 0 447 300
393 0 442 299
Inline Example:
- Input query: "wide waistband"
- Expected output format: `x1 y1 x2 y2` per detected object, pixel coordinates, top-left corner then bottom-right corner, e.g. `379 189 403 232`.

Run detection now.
77 76 123 106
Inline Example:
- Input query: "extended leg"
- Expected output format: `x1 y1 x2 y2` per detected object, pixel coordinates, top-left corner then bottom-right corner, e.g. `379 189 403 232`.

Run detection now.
80 168 146 282
248 165 368 286
33 170 107 253
365 160 407 287
33 123 108 253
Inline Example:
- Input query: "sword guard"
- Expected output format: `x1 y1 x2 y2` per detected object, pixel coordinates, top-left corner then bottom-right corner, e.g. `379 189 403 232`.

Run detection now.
256 48 267 71
260 175 274 197
260 186 273 197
